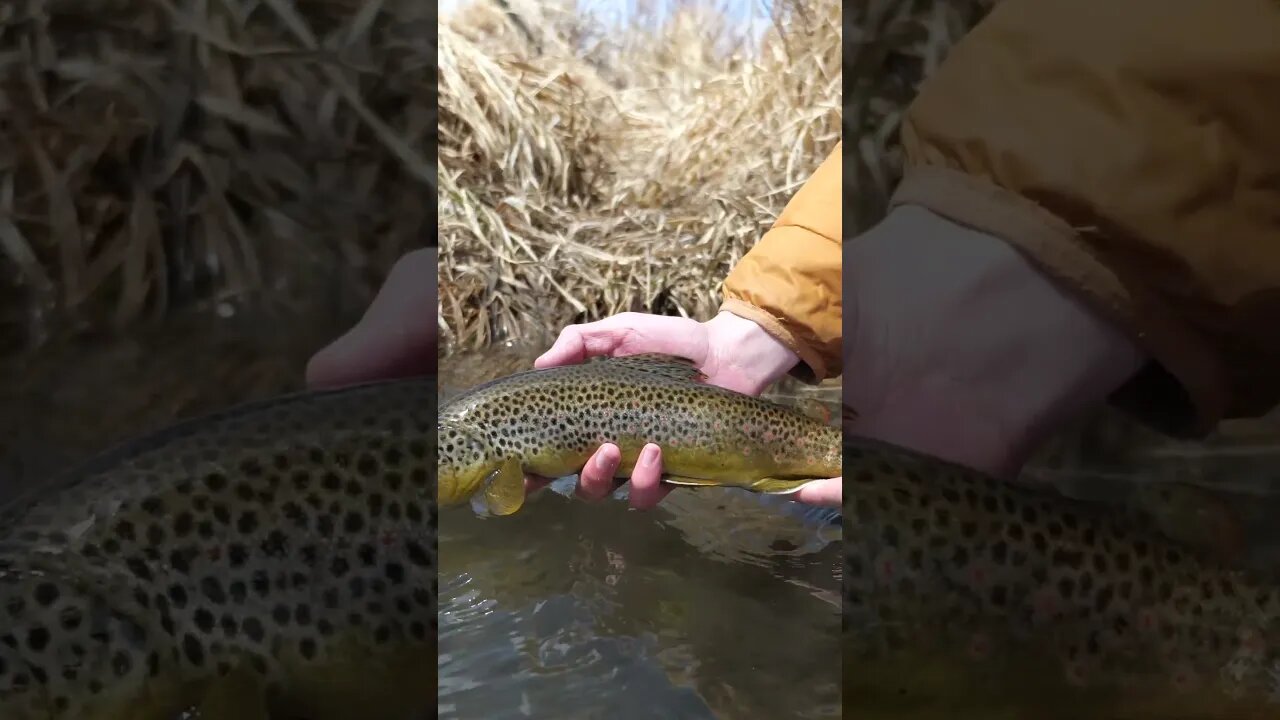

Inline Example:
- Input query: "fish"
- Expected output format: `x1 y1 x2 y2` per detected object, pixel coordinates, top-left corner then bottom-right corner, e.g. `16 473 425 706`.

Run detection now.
841 436 1280 720
437 354 841 516
0 378 436 720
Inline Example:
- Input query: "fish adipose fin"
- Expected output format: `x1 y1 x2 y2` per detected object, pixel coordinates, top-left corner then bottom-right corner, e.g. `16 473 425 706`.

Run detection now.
593 353 708 383
483 457 527 516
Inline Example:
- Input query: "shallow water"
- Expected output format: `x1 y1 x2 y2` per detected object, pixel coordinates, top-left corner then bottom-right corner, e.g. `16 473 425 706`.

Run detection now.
437 346 843 719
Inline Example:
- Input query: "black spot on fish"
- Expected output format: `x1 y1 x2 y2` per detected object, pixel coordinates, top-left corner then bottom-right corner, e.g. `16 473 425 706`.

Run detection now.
34 582 59 607
26 627 49 652
237 511 259 534
243 618 264 643
183 634 205 665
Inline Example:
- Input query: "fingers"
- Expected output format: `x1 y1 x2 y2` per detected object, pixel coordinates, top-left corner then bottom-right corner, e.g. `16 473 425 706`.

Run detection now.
792 477 842 508
575 443 622 502
627 443 671 510
529 443 672 509
306 248 438 388
534 313 705 369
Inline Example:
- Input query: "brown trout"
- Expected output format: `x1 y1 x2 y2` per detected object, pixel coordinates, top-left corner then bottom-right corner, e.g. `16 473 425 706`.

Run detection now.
0 378 436 720
437 354 841 515
842 436 1280 720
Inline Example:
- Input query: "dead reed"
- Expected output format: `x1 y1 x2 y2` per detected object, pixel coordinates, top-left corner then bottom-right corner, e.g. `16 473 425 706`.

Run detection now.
438 0 841 352
0 0 435 353
847 0 995 233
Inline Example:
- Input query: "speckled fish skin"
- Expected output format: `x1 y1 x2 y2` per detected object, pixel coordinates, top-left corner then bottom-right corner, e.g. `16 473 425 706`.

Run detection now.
0 378 437 720
437 354 842 510
842 436 1280 720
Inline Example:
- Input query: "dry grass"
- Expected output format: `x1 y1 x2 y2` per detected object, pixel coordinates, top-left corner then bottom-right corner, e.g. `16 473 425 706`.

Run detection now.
0 0 435 354
847 0 995 234
438 0 840 352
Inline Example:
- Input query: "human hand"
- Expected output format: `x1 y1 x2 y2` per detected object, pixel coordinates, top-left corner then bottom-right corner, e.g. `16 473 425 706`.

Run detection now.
845 205 1148 479
526 310 841 509
306 248 437 389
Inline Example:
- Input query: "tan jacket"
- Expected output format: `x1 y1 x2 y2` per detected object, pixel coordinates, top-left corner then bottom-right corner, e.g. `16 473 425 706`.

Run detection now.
721 143 843 383
892 0 1280 437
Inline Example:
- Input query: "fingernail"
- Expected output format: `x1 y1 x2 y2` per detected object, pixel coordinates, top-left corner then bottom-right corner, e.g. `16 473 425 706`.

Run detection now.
596 451 617 471
641 445 659 467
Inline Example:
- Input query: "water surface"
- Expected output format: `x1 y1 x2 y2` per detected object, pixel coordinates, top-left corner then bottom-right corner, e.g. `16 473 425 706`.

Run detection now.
437 346 843 719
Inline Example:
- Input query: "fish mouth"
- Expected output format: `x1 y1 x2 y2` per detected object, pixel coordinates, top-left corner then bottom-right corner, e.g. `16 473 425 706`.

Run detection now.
436 420 495 508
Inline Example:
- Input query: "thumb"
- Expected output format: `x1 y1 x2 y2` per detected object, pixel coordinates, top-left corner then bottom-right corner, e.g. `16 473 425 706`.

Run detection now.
535 313 704 369
306 248 437 388
792 477 842 508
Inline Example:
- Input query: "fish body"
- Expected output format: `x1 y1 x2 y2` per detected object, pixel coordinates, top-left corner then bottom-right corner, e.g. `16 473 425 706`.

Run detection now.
842 437 1280 719
0 378 437 720
437 354 841 515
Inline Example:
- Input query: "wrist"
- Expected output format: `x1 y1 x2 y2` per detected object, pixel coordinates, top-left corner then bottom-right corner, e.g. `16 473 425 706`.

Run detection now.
846 205 1147 478
703 311 800 395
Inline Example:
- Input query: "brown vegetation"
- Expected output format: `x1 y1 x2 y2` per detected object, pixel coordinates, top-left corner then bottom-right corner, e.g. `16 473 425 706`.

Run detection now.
0 0 434 354
437 0 840 352
847 0 996 233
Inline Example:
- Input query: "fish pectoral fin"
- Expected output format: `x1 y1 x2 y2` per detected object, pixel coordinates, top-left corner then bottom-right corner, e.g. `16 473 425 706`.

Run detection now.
195 661 269 720
482 457 527 516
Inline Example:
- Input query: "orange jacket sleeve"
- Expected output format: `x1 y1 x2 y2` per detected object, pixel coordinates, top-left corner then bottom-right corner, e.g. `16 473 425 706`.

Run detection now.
720 142 843 382
891 0 1280 437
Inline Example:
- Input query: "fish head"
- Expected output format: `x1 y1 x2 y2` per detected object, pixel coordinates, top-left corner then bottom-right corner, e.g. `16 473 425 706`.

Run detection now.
437 420 496 507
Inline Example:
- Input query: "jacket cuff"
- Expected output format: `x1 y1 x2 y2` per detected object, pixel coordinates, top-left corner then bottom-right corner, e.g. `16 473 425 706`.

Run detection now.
891 164 1223 438
719 298 825 384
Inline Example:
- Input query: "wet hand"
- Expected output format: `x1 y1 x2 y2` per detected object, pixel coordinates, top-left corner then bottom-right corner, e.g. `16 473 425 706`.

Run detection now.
525 443 672 510
306 248 437 389
534 310 799 395
846 206 1146 479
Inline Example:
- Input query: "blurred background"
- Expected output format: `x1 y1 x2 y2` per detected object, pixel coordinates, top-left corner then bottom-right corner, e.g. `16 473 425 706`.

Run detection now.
0 1 433 496
436 0 839 354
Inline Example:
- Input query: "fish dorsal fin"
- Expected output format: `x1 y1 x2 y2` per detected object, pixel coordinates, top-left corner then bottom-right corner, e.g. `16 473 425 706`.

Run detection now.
796 398 833 425
592 353 708 383
1127 481 1246 565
